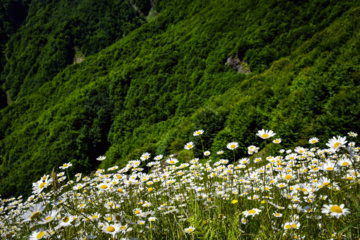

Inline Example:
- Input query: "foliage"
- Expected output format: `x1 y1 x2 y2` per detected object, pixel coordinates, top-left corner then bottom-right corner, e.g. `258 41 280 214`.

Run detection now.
0 0 360 199
0 129 360 239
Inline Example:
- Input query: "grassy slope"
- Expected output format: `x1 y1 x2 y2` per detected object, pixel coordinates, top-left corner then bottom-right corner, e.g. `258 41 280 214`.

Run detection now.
0 0 359 197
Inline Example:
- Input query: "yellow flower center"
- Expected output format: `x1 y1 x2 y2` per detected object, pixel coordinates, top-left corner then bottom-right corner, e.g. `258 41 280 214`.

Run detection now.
135 210 140 214
330 205 342 213
107 217 112 221
334 142 341 148
45 216 52 221
63 216 69 223
101 185 108 189
248 210 256 214
230 144 235 148
36 232 45 239
148 187 153 192
291 224 297 228
285 175 292 180
107 226 115 232
120 226 126 230
326 167 333 171
63 164 68 168
31 211 40 220
285 225 291 229
342 162 349 166
39 182 46 189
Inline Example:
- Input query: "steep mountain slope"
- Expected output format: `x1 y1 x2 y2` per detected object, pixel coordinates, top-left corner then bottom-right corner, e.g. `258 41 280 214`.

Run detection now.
0 0 145 101
0 0 359 197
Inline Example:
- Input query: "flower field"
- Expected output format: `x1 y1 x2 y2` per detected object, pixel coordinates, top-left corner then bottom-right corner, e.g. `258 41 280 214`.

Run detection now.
1 130 359 239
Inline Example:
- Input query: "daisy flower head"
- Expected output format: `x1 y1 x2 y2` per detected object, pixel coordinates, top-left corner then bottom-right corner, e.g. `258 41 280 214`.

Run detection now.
273 138 281 144
29 230 49 240
321 204 350 218
32 178 50 195
227 142 239 150
140 152 151 161
243 208 261 217
38 210 59 224
348 132 358 137
166 158 178 165
283 221 300 230
96 155 106 161
217 150 224 155
326 136 347 152
59 162 73 170
59 214 74 227
309 137 319 144
21 203 45 222
322 161 336 171
102 223 120 237
154 155 163 160
256 129 276 139
184 142 194 150
273 212 283 217
184 226 195 234
204 151 211 157
193 129 204 136
149 216 157 222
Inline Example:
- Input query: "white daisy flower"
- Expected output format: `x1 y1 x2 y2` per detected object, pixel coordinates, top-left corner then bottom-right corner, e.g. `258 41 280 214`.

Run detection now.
193 129 204 136
102 223 120 237
227 142 239 150
184 142 194 150
309 137 319 144
321 204 350 218
243 208 261 217
256 129 276 139
59 162 73 169
326 136 347 152
96 155 106 161
184 226 195 233
140 152 151 161
29 230 49 240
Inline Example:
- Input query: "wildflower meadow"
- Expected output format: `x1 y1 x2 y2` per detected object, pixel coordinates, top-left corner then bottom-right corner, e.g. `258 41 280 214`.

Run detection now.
1 129 360 239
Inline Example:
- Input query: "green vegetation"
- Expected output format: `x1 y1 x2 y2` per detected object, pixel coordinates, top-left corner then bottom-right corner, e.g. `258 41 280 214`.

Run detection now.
1 130 360 239
0 0 360 200
1 0 144 99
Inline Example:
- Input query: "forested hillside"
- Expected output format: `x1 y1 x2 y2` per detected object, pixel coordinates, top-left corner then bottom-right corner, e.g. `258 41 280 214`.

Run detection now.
0 0 360 198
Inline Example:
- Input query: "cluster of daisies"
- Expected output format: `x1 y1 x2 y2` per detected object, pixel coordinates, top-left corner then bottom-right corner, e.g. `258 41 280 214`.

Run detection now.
0 129 359 239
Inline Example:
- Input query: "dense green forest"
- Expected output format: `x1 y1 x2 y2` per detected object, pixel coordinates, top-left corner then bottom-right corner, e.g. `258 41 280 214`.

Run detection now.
0 0 360 198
